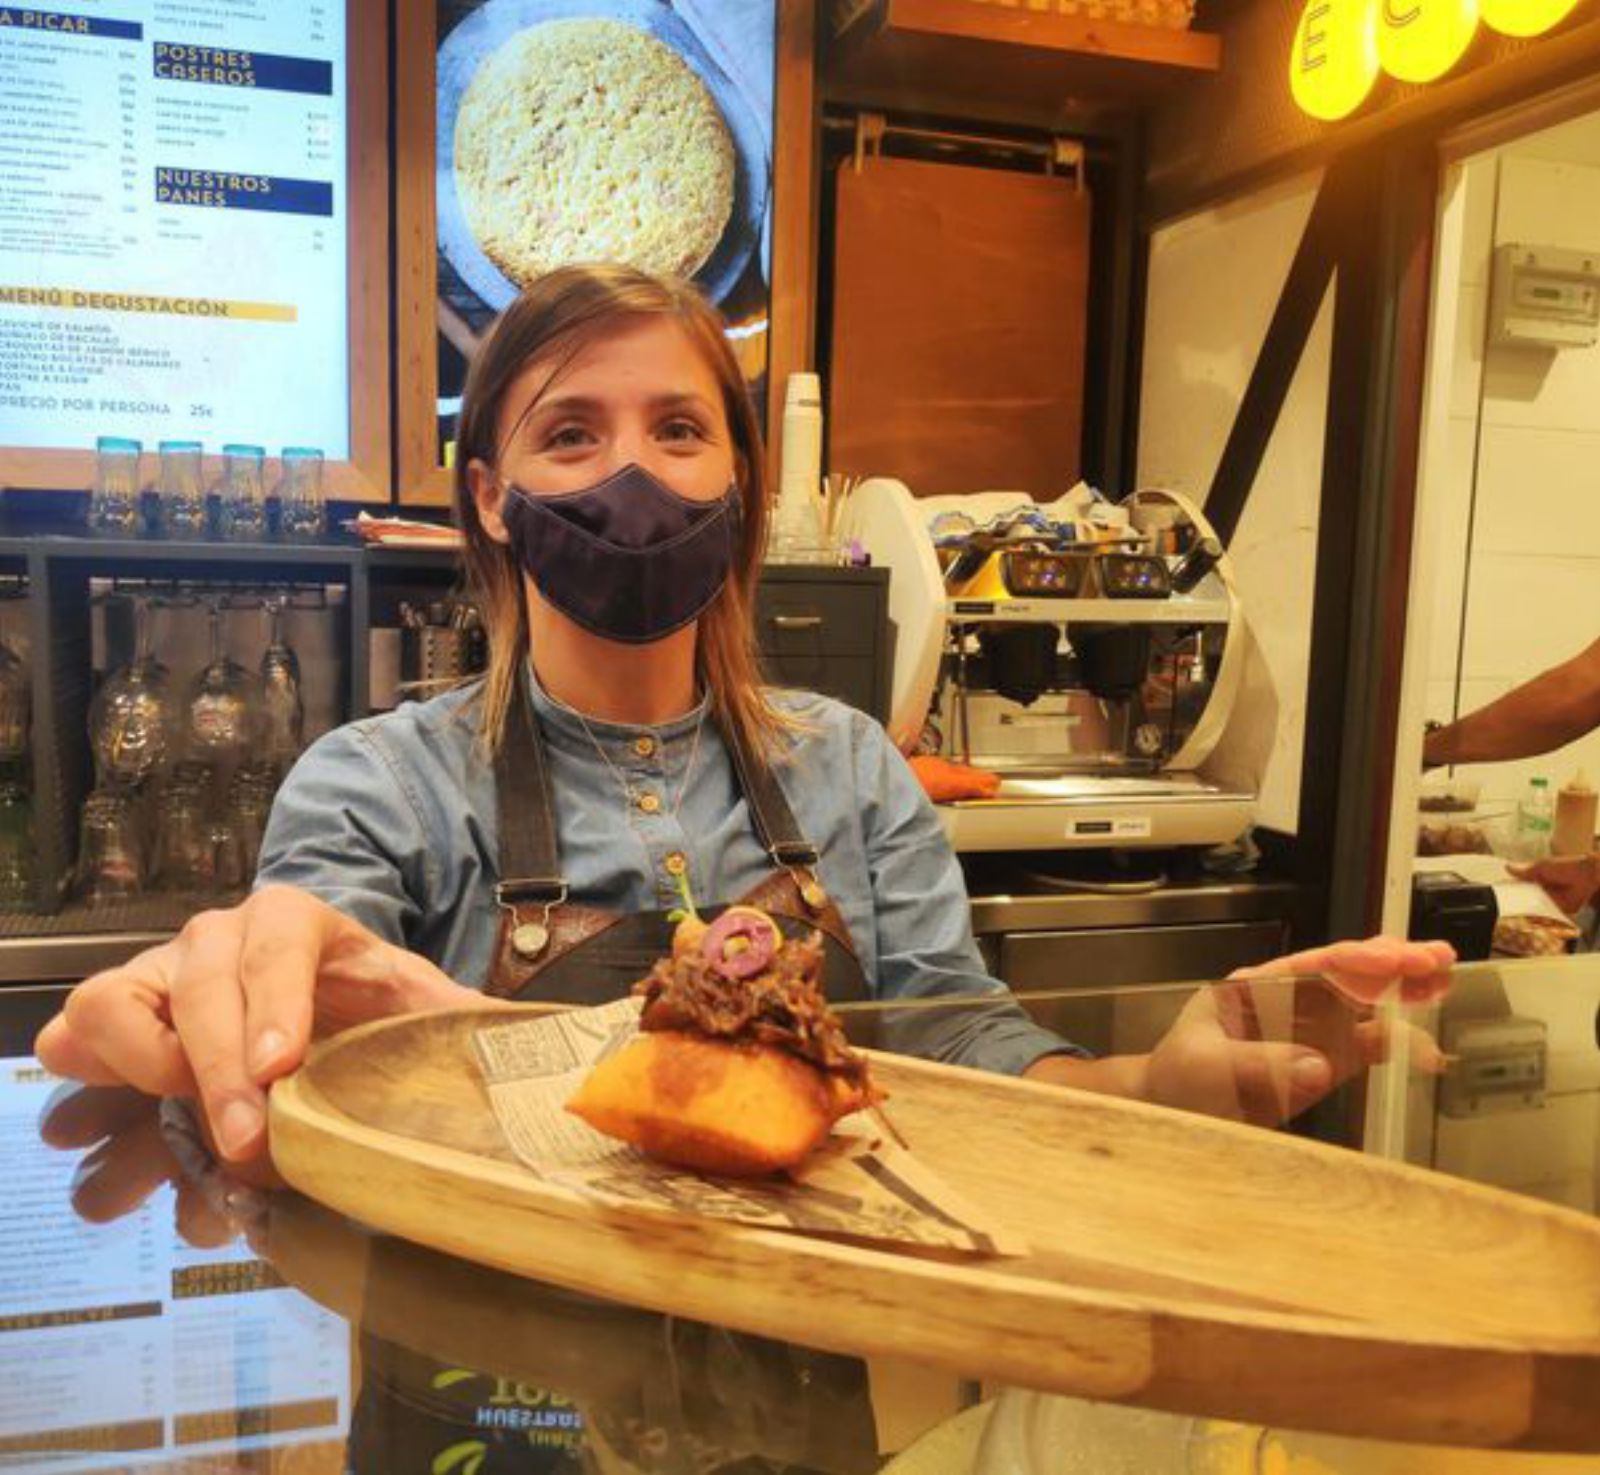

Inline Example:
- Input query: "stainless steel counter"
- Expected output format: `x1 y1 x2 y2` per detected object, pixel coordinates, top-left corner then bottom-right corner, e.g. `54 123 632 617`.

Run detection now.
967 879 1303 993
967 878 1299 935
0 930 171 985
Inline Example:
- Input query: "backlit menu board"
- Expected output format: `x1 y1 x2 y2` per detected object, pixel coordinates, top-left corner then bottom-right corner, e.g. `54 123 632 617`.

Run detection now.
428 0 776 464
0 2 351 457
0 1055 350 1466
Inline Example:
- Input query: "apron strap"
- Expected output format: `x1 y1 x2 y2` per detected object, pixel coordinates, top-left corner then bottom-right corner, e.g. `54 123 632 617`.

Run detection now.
723 713 820 871
491 675 567 906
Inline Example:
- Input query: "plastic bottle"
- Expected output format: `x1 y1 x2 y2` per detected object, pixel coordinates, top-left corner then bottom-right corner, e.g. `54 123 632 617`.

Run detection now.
1553 770 1598 858
1515 776 1555 861
769 372 826 563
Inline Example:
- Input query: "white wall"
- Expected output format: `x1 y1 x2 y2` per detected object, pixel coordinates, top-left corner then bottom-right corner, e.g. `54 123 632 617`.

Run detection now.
1138 172 1330 834
1423 112 1600 818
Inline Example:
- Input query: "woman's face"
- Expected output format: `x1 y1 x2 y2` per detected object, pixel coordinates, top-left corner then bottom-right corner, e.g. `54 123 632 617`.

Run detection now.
471 315 737 537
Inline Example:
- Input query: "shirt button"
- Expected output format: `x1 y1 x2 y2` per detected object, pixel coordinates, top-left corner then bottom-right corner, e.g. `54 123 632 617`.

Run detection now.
636 792 662 815
633 736 657 759
664 851 687 876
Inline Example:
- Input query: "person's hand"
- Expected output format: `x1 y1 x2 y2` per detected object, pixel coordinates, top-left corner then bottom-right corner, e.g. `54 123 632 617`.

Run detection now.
1421 720 1449 770
1143 936 1455 1125
35 885 498 1172
1508 854 1600 915
1230 934 1455 1004
40 1083 249 1249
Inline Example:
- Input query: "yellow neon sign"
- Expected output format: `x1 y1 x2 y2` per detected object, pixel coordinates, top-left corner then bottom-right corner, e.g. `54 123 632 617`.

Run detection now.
1291 0 1381 121
1377 0 1480 84
1481 0 1582 36
1292 0 1585 117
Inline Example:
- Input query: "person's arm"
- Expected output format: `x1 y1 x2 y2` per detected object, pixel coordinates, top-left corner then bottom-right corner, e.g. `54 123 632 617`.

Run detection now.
1424 636 1600 766
35 724 485 1170
848 714 1086 1076
251 722 430 945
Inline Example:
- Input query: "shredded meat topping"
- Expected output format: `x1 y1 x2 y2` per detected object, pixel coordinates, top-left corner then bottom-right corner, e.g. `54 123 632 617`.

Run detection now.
635 931 869 1085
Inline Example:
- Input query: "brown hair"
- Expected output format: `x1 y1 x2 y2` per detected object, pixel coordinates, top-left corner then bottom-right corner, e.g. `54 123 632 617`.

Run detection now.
454 262 791 763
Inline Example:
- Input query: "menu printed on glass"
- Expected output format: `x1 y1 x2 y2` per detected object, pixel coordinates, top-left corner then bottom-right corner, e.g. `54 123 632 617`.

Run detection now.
0 1 349 455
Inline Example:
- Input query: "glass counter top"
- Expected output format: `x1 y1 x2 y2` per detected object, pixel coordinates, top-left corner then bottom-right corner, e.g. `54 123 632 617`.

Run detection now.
1 956 1597 1473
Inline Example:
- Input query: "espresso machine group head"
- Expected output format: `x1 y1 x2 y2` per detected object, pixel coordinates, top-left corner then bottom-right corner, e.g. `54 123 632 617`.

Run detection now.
844 481 1259 853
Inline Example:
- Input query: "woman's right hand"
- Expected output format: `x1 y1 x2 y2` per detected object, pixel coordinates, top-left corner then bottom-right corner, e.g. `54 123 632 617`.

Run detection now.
35 884 488 1170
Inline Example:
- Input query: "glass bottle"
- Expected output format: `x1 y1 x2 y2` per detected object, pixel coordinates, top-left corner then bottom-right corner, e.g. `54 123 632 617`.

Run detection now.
89 436 143 535
277 446 326 542
219 443 267 542
157 440 207 539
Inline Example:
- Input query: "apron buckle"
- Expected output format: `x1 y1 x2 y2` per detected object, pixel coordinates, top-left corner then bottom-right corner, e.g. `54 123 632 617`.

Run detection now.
497 883 568 960
790 866 829 913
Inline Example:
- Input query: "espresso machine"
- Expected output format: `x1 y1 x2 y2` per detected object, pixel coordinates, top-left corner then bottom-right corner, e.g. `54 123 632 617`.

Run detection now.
845 479 1259 855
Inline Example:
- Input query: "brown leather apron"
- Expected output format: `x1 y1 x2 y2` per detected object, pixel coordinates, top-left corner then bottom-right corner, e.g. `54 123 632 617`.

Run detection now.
485 688 871 1006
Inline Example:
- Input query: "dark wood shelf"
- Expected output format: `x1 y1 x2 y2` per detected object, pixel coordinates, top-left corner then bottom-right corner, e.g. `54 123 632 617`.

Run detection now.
824 0 1222 128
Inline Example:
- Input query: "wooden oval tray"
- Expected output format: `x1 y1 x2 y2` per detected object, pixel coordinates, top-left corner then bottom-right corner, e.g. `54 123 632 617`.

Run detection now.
269 1008 1600 1453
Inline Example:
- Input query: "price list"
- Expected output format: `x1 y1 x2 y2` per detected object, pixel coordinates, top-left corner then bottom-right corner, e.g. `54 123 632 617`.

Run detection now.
0 3 350 456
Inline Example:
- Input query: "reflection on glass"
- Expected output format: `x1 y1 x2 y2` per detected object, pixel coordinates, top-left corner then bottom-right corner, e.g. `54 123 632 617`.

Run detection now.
7 957 1598 1473
88 435 143 536
12 1078 352 1464
184 601 261 771
89 596 173 790
841 968 1453 1138
157 439 207 540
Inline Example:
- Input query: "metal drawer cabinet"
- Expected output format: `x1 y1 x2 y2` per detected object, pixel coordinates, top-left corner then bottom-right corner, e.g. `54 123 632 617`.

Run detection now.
998 920 1292 995
754 566 891 723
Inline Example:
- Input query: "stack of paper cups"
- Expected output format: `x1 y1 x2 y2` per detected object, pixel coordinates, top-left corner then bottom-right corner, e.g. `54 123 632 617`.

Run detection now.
770 372 826 563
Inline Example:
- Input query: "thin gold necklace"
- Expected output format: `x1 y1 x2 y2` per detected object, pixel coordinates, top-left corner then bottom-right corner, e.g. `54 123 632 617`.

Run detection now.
572 700 708 825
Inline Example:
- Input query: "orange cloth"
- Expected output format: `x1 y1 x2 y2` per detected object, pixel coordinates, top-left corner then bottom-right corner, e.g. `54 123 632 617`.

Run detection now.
908 755 1002 803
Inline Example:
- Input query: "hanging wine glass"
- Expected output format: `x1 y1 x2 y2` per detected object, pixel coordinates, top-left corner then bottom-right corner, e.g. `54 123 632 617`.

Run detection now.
89 595 174 789
184 598 262 772
259 593 304 769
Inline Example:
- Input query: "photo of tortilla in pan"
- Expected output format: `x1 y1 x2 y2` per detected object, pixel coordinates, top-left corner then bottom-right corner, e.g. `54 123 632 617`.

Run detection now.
454 18 733 286
437 0 771 312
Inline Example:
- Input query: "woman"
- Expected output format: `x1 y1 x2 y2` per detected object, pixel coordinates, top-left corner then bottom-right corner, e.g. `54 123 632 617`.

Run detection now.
36 265 1451 1167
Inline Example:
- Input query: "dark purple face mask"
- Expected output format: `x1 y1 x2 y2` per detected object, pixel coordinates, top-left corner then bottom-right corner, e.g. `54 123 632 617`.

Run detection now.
500 463 743 645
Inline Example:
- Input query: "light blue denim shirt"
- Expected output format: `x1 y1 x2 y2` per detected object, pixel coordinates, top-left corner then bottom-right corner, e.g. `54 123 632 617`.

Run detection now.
255 669 1082 1076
